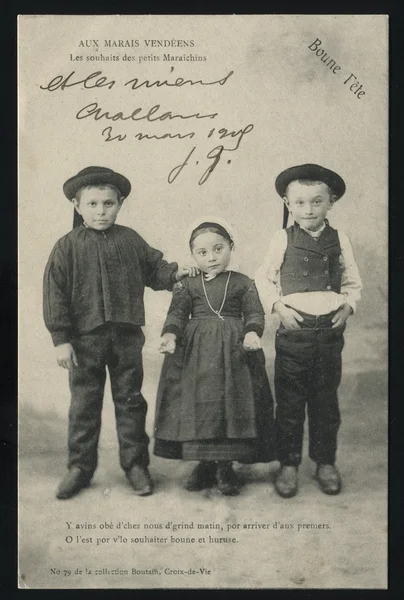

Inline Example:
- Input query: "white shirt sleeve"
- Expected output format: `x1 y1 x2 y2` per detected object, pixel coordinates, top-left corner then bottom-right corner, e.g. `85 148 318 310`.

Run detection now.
338 231 363 313
254 229 287 314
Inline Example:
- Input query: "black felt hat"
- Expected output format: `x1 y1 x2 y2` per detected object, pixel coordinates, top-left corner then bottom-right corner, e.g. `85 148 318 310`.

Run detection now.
275 164 346 228
63 166 131 228
64 166 131 201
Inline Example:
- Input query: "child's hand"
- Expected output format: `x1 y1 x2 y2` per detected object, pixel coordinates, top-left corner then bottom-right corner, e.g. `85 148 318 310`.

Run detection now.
55 343 78 370
274 301 304 330
159 333 177 354
331 303 353 328
175 265 200 280
243 331 262 352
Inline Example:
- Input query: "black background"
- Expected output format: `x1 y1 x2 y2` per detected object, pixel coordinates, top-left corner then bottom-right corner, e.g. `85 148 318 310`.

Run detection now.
2 0 402 597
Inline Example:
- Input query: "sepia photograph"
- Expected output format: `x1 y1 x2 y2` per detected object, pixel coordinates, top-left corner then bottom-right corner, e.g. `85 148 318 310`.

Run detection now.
18 14 388 589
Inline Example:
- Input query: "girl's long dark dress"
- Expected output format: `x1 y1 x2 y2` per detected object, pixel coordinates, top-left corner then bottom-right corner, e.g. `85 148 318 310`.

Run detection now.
153 271 276 462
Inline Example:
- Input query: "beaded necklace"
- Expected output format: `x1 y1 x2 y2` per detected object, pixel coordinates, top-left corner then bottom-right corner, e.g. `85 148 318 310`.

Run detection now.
201 271 232 321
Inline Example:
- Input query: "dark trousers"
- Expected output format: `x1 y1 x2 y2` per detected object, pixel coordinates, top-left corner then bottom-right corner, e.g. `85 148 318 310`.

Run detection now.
274 310 345 467
68 323 149 476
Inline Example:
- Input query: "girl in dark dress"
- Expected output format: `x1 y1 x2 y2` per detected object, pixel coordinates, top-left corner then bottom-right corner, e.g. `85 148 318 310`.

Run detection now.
154 221 276 495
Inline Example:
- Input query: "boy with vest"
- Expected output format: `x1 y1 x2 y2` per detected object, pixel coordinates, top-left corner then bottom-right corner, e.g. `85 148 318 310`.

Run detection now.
43 166 197 500
255 164 362 498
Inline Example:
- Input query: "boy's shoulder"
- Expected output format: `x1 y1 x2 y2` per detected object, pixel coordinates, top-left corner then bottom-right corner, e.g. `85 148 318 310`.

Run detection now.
323 222 350 243
55 224 143 244
326 223 349 238
51 227 81 249
325 221 341 234
111 224 143 239
113 224 159 248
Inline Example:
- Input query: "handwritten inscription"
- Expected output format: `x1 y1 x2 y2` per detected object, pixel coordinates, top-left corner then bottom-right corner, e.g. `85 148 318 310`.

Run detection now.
39 68 233 93
308 38 367 99
125 69 232 90
39 68 253 185
75 103 218 123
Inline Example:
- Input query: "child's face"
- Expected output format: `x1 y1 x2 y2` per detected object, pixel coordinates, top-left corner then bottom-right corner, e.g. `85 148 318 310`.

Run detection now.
73 187 122 231
191 232 232 277
284 181 333 232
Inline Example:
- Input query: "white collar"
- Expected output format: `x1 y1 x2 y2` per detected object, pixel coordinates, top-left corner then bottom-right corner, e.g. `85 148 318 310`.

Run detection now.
204 269 229 282
300 221 327 238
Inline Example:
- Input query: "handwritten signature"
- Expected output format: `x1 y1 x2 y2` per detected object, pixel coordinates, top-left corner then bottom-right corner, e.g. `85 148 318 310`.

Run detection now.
168 125 254 185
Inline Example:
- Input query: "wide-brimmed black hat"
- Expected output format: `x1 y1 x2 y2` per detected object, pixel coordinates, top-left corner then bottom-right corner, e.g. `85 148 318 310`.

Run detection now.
275 164 346 228
63 166 131 228
63 166 131 201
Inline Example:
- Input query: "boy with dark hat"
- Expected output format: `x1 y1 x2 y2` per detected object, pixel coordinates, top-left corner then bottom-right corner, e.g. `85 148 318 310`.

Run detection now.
43 166 197 499
255 164 362 498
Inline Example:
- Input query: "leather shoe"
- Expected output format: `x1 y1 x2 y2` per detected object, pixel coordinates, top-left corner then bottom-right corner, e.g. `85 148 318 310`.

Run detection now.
216 462 240 496
126 465 153 496
56 468 91 500
184 462 217 491
315 464 342 495
275 466 298 498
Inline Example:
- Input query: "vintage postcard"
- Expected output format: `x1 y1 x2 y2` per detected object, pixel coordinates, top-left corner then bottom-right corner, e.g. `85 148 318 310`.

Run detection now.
18 14 388 589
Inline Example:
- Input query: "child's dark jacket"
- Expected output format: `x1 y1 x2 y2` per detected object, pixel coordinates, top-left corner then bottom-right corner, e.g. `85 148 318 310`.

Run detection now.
43 224 178 346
